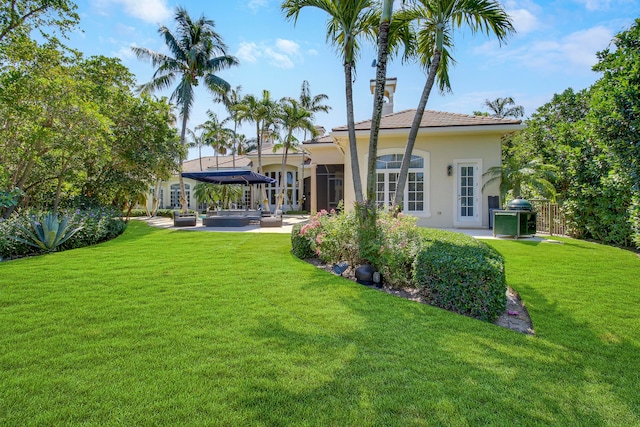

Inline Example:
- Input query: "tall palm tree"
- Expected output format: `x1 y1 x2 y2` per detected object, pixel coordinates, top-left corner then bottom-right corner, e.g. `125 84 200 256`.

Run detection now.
282 0 377 203
298 80 331 140
274 98 317 212
132 7 239 213
198 110 232 170
186 128 207 171
242 90 280 210
392 0 514 208
483 96 525 118
217 85 246 168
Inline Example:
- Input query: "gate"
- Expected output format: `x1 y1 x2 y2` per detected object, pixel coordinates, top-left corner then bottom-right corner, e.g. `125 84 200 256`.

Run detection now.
530 200 566 236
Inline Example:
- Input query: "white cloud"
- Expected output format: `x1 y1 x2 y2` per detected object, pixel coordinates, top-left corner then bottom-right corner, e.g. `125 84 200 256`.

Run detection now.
236 42 260 64
475 25 614 74
275 39 300 55
248 0 269 12
235 39 302 69
508 8 540 35
93 0 172 24
574 0 612 11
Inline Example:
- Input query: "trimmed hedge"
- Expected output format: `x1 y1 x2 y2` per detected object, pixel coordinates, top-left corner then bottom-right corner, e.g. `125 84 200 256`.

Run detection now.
415 229 506 322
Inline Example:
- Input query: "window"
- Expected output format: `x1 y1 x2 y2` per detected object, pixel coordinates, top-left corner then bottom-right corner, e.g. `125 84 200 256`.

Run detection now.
265 170 298 209
170 183 190 209
375 154 426 212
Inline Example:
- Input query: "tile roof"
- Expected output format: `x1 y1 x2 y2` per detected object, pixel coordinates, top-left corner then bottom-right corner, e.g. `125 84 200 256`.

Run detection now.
332 109 522 132
182 155 251 172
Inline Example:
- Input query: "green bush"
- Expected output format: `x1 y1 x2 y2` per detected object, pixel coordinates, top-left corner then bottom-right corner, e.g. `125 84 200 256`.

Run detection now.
0 207 127 260
415 229 506 322
291 223 315 259
126 209 187 218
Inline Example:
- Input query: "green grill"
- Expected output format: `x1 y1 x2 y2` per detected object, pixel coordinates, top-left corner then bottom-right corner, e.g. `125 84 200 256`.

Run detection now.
493 197 537 238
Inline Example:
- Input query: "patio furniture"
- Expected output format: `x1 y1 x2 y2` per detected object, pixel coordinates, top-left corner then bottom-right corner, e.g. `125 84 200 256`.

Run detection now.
173 211 197 227
260 215 283 228
202 216 250 227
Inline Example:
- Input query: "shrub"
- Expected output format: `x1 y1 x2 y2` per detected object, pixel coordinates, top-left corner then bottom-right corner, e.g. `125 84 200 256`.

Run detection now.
415 229 506 322
291 223 314 259
9 212 82 252
0 207 127 260
294 208 362 266
375 213 422 288
126 208 194 219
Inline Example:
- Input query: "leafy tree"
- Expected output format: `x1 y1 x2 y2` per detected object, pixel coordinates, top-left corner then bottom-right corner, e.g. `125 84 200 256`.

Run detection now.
132 7 238 213
582 18 640 247
392 0 514 208
0 0 79 44
282 0 377 203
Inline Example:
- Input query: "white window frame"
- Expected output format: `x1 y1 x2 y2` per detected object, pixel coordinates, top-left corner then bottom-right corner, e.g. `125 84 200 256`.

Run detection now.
373 149 430 217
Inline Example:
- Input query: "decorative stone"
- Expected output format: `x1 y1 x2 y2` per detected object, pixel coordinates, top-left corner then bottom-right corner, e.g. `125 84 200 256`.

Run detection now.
355 264 375 286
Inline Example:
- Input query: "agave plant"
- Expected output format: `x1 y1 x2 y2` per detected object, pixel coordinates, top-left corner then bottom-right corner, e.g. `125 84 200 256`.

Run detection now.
10 212 83 252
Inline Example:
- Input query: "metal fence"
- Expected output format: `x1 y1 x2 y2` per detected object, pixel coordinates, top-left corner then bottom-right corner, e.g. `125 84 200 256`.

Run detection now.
530 199 567 236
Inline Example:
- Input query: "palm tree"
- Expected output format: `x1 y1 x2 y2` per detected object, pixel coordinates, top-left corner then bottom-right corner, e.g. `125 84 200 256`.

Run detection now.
198 110 232 170
483 157 558 205
391 0 514 208
186 128 207 171
274 98 317 213
242 90 280 210
132 7 239 213
483 96 525 118
298 80 331 140
217 85 245 168
282 0 377 203
193 182 243 210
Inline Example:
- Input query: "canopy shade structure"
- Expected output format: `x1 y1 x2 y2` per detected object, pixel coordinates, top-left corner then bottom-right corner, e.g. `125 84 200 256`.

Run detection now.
181 170 277 185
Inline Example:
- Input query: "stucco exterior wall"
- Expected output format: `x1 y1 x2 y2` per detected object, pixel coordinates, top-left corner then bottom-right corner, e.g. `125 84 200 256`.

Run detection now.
336 128 504 229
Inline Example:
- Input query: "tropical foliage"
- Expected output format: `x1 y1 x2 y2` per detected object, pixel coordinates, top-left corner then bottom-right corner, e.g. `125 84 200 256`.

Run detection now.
391 0 515 208
505 20 640 248
282 0 378 203
132 6 239 213
0 38 181 217
0 207 126 260
474 96 525 118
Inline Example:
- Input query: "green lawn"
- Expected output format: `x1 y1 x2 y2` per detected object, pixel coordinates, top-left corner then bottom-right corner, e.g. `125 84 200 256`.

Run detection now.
1 222 638 426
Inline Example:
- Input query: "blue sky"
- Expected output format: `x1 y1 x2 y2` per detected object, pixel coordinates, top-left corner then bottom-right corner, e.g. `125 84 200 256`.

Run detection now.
67 0 638 158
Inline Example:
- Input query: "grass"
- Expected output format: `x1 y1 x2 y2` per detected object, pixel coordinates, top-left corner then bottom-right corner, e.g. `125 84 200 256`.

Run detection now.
0 222 638 426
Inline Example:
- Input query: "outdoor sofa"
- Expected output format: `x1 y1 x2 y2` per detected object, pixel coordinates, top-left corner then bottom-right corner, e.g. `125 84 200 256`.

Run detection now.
173 211 197 227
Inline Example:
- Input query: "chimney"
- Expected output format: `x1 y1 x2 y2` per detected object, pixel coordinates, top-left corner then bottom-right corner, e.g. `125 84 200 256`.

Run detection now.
370 77 397 115
314 126 326 137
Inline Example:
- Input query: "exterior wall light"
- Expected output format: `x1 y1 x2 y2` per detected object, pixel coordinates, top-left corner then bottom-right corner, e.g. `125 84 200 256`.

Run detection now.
447 165 453 176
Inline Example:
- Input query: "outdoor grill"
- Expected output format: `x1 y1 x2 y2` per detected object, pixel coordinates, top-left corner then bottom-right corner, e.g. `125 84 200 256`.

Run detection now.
493 197 537 238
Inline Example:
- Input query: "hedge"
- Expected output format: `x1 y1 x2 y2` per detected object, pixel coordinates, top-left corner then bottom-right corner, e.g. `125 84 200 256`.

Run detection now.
415 229 506 322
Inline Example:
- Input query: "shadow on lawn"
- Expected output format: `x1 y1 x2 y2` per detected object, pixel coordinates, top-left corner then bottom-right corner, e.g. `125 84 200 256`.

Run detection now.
234 254 640 425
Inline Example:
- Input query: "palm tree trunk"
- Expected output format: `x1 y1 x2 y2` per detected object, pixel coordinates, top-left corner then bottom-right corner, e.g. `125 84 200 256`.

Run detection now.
179 114 189 214
277 144 290 213
366 0 392 204
392 50 441 209
232 120 238 168
345 62 363 203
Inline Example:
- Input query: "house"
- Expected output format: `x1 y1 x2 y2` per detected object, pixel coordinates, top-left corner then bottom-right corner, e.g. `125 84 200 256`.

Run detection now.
151 78 523 229
303 78 524 228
